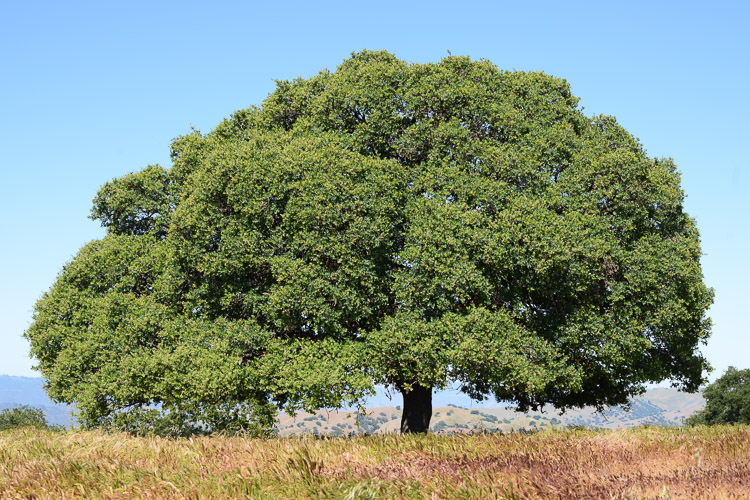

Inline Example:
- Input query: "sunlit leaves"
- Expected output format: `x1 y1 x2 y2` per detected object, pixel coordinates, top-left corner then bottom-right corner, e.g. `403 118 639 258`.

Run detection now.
25 50 712 434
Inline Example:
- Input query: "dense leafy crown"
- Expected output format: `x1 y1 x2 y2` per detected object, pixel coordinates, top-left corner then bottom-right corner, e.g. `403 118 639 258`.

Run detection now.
687 367 750 425
0 406 58 432
26 51 712 435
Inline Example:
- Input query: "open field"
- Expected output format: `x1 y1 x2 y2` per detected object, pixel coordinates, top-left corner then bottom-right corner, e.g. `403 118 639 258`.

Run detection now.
1 426 748 499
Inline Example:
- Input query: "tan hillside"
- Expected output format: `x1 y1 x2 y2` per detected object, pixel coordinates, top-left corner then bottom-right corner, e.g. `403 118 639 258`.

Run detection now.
276 388 705 435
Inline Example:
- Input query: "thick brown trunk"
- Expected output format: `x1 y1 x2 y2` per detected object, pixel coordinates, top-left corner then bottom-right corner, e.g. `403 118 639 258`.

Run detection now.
400 384 432 434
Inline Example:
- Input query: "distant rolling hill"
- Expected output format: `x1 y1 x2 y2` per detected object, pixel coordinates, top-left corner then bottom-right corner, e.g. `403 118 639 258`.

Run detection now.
1 375 703 434
277 388 705 436
0 375 75 427
0 374 56 406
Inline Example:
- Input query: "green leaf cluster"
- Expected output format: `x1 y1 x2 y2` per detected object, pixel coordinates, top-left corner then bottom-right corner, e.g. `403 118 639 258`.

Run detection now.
25 50 712 434
0 406 61 432
687 367 750 425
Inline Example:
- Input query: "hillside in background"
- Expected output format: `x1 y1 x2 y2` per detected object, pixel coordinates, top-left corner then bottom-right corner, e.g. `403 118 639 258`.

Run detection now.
0 375 75 427
1 375 703 433
0 375 55 406
277 388 705 436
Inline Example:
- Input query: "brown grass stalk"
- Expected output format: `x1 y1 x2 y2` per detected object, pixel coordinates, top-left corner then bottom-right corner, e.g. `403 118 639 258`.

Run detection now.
0 426 748 499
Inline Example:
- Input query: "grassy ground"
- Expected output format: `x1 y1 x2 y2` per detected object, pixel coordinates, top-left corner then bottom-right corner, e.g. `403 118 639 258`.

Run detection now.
1 426 748 499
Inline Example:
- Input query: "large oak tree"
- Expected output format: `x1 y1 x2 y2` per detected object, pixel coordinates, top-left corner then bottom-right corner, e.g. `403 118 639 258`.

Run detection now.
26 51 712 434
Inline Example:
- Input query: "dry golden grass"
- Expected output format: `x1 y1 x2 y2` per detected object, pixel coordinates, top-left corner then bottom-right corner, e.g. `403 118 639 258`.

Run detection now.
1 425 748 499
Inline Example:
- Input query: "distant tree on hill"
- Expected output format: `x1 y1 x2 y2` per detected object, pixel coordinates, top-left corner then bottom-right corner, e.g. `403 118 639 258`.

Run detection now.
0 405 60 432
686 367 750 425
25 50 712 436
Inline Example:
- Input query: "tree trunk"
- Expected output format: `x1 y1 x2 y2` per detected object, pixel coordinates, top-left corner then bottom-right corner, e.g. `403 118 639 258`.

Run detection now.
400 384 432 434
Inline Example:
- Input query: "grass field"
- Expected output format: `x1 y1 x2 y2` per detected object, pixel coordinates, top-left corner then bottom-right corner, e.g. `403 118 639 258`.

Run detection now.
1 426 748 499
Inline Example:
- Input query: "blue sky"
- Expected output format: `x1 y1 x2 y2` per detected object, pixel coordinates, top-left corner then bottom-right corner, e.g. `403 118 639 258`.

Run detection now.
1 1 747 391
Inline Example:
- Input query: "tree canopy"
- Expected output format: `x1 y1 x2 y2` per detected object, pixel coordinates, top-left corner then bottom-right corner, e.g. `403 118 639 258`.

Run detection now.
25 50 713 434
0 406 60 432
686 367 750 426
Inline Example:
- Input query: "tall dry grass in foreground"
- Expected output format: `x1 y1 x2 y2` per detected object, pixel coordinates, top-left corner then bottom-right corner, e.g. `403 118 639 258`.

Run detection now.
1 426 748 499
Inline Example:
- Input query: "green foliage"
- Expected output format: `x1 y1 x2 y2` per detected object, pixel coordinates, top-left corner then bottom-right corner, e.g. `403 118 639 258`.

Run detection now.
0 406 60 432
91 164 173 237
687 367 750 425
25 50 712 435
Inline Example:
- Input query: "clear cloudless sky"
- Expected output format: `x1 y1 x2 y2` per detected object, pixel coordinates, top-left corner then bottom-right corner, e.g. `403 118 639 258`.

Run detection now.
1 1 747 390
